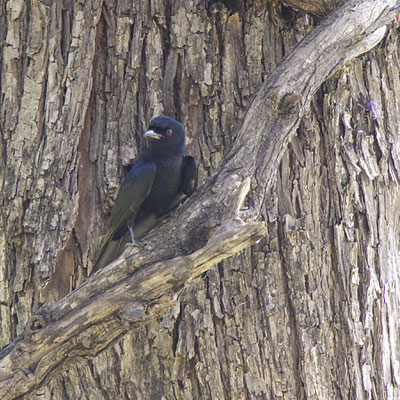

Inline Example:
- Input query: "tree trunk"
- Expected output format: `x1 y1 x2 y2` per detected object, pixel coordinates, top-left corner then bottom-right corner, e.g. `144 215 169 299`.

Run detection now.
1 0 400 399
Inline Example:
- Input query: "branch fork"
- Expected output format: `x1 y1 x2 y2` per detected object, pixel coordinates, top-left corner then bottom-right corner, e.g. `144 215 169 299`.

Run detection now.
1 1 398 398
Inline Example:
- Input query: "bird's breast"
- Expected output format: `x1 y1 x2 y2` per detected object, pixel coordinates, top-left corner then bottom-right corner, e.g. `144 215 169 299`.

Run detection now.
141 156 183 215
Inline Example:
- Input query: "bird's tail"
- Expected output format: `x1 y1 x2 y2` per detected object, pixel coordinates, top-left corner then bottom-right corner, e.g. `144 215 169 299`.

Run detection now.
91 205 183 274
90 211 159 274
91 232 127 274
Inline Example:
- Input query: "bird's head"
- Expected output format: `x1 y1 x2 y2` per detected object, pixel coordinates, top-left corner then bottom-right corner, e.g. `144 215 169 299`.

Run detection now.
144 116 186 156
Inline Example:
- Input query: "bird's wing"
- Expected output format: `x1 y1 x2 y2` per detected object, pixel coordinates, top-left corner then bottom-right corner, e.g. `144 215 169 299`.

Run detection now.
180 156 198 196
108 159 156 236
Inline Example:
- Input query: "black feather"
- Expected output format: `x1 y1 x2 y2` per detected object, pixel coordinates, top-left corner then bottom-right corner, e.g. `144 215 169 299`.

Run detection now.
92 116 197 273
181 156 198 196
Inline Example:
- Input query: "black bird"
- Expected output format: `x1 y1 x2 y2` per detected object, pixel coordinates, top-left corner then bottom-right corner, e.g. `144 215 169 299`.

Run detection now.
92 116 197 273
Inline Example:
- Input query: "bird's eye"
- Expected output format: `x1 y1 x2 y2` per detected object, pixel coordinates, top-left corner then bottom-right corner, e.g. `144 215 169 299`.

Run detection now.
166 129 173 136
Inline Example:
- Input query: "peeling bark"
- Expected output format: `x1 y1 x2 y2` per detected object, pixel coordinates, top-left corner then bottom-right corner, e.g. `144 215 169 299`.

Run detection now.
0 222 266 400
1 0 400 399
281 0 343 17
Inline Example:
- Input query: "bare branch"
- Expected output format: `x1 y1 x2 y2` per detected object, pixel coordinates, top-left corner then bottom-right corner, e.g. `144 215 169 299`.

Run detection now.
0 0 398 398
281 0 343 17
0 222 266 399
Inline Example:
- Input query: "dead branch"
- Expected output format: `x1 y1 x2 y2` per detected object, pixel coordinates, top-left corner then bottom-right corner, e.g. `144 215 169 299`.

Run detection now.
281 0 343 17
0 1 397 398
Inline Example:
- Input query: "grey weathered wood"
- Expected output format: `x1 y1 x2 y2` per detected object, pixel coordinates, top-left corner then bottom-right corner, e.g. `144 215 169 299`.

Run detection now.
0 221 266 400
3 1 400 399
281 0 343 16
0 1 398 399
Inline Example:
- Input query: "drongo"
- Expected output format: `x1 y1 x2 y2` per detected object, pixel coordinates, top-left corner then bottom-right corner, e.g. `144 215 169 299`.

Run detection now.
92 116 197 273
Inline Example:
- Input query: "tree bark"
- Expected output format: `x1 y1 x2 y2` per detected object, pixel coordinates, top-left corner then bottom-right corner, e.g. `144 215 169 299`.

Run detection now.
1 0 400 399
281 0 343 17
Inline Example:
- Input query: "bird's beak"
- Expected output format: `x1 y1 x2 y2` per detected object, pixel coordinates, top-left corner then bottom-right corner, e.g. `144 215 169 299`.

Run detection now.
144 130 163 140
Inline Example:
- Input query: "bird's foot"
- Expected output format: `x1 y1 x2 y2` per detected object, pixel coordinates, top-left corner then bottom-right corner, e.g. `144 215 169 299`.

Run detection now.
127 226 144 247
126 238 146 248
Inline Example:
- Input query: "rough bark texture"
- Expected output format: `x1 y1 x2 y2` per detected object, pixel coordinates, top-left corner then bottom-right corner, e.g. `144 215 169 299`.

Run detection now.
1 0 400 399
281 0 343 16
